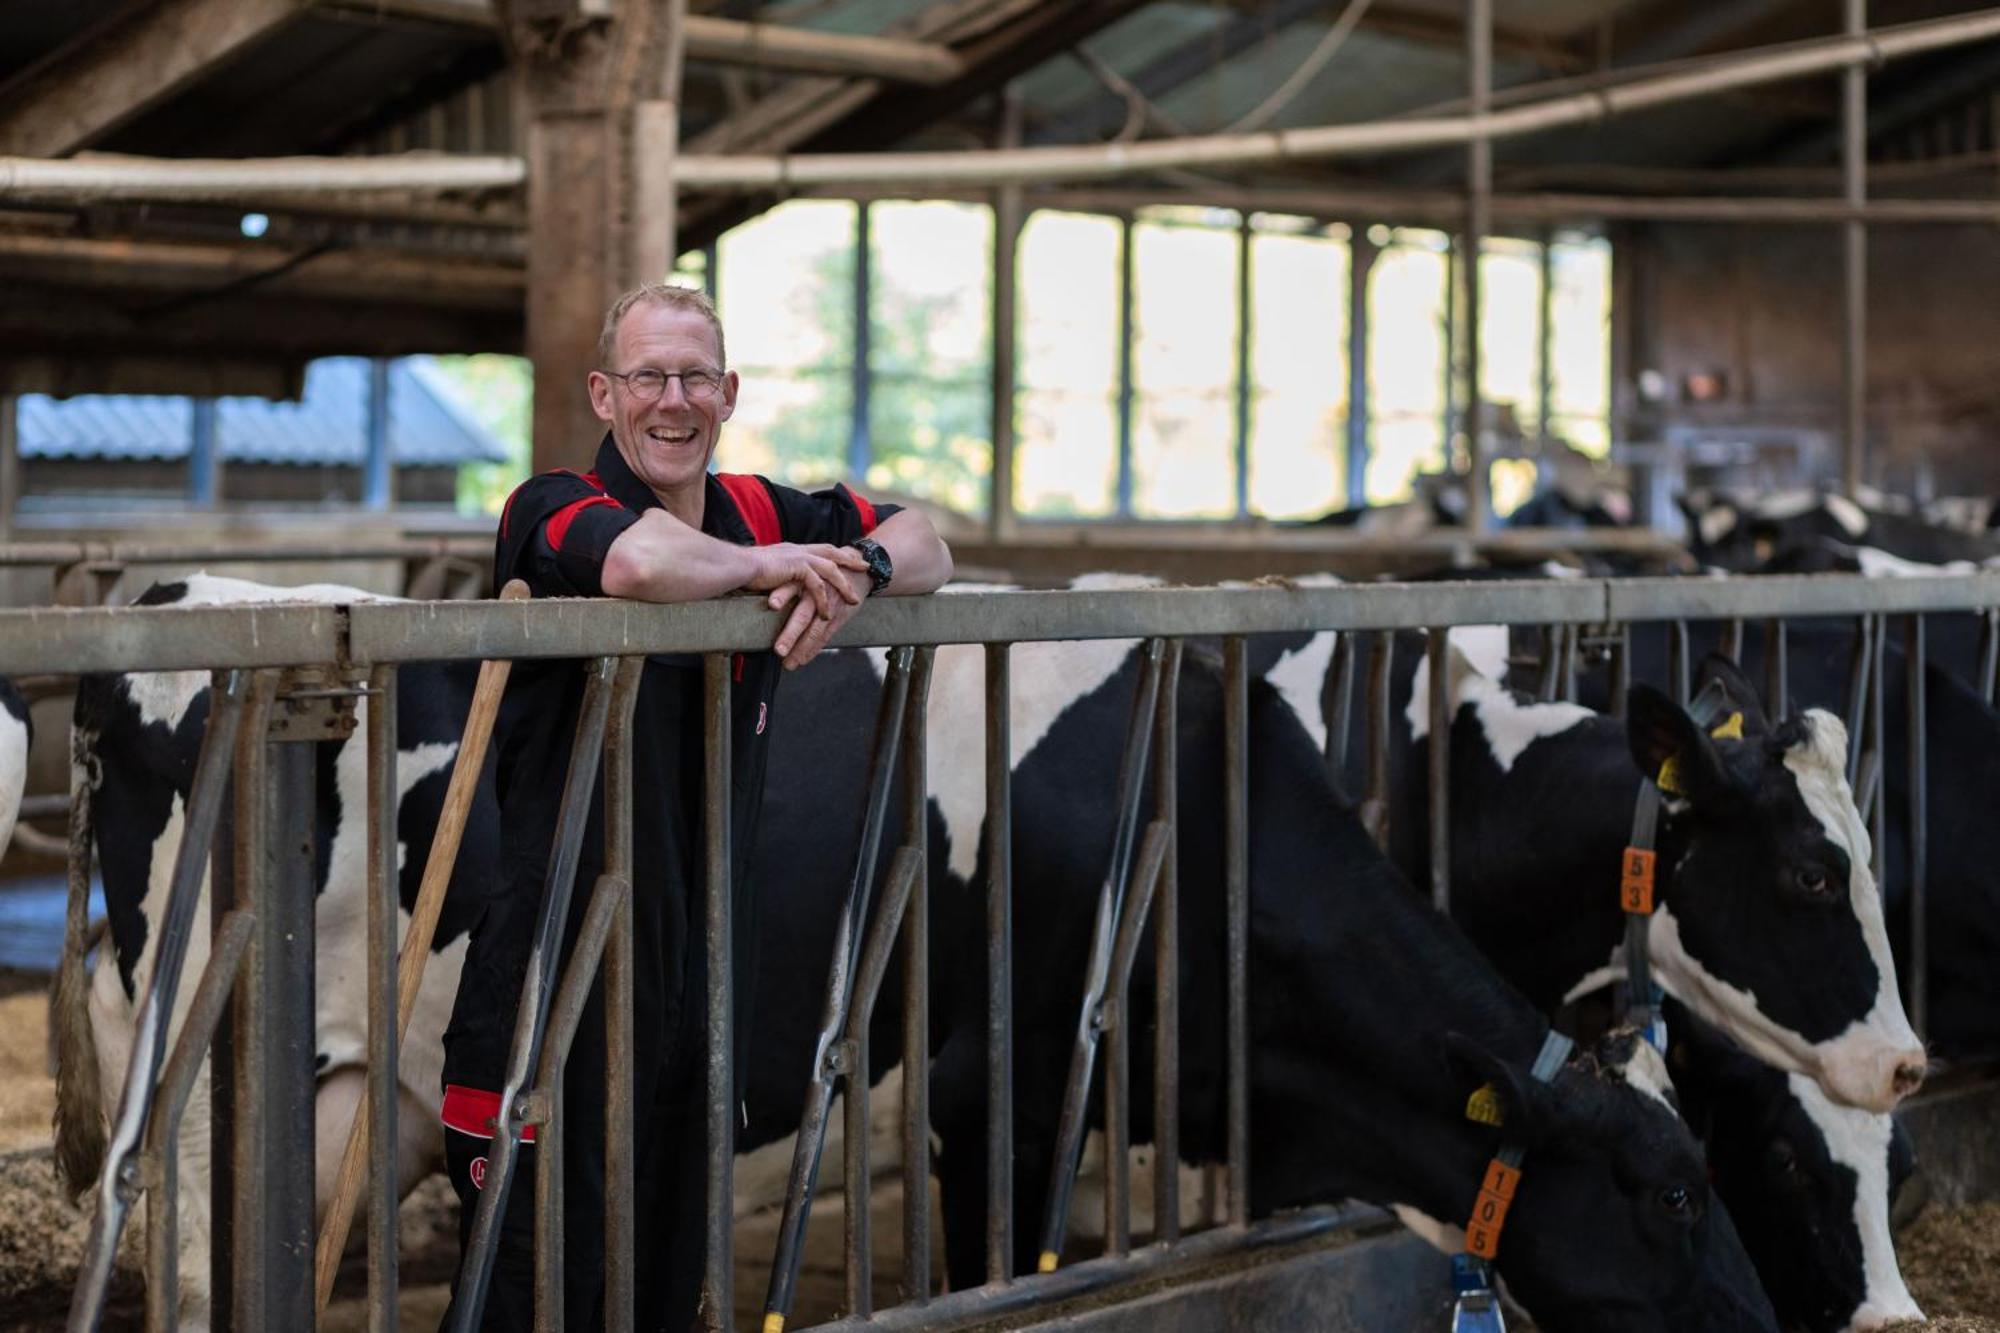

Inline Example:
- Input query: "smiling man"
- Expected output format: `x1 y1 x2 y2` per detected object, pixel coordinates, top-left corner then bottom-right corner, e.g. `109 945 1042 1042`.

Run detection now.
441 283 952 1332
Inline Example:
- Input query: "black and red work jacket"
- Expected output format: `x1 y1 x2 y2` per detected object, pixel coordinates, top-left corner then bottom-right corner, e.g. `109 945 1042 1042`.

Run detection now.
441 433 896 1127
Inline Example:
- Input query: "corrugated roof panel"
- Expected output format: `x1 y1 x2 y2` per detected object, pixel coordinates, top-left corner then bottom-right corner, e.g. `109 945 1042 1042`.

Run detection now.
18 394 193 461
20 357 506 467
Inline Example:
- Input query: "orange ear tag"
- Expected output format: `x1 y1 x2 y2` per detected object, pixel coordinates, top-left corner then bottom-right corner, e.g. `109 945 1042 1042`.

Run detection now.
1621 848 1657 914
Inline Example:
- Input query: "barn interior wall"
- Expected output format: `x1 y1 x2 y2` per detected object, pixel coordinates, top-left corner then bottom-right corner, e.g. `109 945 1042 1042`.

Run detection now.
1631 223 2000 495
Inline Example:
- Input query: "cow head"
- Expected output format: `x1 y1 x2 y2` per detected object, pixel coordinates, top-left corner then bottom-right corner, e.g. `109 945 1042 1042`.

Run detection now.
1669 1003 1921 1333
1627 656 1925 1113
1442 1030 1778 1331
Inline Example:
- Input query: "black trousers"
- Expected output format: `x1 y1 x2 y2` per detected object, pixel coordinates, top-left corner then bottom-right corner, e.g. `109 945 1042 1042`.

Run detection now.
441 1056 712 1333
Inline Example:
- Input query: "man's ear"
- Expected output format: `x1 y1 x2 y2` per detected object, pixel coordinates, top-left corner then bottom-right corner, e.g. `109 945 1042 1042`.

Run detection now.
1627 684 1734 805
1692 653 1769 737
587 370 615 424
1440 1032 1552 1147
717 368 739 423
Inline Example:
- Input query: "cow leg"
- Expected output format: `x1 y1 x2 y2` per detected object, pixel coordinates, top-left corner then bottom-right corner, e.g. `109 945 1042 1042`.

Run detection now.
315 1065 438 1235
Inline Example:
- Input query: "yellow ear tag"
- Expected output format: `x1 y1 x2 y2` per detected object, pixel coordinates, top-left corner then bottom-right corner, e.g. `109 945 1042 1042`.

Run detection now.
1709 712 1744 741
1465 1083 1505 1127
1656 755 1684 795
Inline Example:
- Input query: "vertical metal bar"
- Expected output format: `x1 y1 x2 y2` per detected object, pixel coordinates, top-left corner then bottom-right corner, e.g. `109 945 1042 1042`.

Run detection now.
901 646 936 1303
1536 624 1559 702
1235 217 1252 520
451 659 616 1333
988 85 1023 541
1559 622 1578 702
1906 616 1929 1039
845 1004 872 1318
1669 620 1690 705
213 673 275 1331
1720 619 1744 664
364 358 393 510
1536 227 1554 446
1609 624 1631 720
1104 824 1170 1260
530 873 628 1333
1869 614 1887 890
851 202 874 483
1362 631 1394 850
1842 0 1869 498
604 658 643 1333
1347 229 1375 511
1766 619 1789 721
1116 213 1136 518
1979 607 1999 706
189 398 219 506
1427 627 1453 914
1847 615 1874 783
365 666 399 1333
1323 632 1355 790
1223 636 1250 1228
984 643 1014 1284
535 1036 565 1332
249 703 319 1332
0 392 17 538
1464 0 1492 534
702 652 734 1330
1152 641 1183 1248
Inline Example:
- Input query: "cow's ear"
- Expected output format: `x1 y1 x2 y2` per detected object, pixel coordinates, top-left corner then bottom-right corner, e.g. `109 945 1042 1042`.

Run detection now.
1692 653 1769 737
1626 684 1733 805
1440 1032 1553 1146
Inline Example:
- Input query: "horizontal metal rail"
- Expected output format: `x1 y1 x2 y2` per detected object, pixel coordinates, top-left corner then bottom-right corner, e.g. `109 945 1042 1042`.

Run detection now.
11 573 2000 675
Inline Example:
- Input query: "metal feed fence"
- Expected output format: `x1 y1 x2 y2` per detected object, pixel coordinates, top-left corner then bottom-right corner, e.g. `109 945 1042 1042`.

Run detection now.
8 570 1993 1332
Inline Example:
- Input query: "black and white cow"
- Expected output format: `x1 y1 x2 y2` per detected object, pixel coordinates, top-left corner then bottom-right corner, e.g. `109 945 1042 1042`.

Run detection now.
913 648 1776 1327
54 574 503 1327
751 630 1777 1327
1665 998 1920 1332
1263 621 1927 1331
57 575 1780 1328
0 674 28 859
1680 488 2000 574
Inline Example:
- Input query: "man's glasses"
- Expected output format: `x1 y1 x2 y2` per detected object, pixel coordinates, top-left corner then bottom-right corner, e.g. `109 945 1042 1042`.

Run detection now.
603 367 724 402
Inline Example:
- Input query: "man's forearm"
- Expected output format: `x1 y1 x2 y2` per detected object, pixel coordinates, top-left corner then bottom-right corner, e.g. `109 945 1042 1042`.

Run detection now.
600 508 757 603
869 509 954 595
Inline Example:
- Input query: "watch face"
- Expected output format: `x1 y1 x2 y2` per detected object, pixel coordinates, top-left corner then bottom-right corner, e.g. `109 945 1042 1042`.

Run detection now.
858 538 892 591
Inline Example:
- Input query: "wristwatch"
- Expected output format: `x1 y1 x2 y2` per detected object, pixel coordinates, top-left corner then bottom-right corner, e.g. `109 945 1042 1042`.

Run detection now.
849 536 893 595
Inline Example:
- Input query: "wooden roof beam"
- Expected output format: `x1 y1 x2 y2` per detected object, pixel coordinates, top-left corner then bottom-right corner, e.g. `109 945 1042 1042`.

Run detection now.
0 0 312 157
315 0 966 83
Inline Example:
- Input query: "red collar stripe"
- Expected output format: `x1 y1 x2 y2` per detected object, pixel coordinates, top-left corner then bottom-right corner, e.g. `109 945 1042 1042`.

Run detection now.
716 473 782 546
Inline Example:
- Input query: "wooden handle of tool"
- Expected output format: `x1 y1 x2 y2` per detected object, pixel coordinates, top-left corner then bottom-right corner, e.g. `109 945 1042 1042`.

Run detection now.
314 578 529 1312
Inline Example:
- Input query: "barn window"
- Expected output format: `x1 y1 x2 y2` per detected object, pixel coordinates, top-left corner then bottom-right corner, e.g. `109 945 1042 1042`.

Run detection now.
1015 211 1123 518
1366 226 1452 504
867 201 994 515
1247 215 1350 520
1548 235 1613 458
1130 206 1241 519
715 199 859 488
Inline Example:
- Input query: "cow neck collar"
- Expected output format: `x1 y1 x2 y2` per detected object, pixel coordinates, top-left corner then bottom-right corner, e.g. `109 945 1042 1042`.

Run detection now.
1452 1028 1575 1329
590 434 758 544
1620 679 1733 1047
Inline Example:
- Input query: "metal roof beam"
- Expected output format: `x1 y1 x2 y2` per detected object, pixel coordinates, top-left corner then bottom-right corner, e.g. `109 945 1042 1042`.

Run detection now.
0 0 312 158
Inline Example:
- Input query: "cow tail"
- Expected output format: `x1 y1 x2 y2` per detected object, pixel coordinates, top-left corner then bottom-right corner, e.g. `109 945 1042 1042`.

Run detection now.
52 720 106 1197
